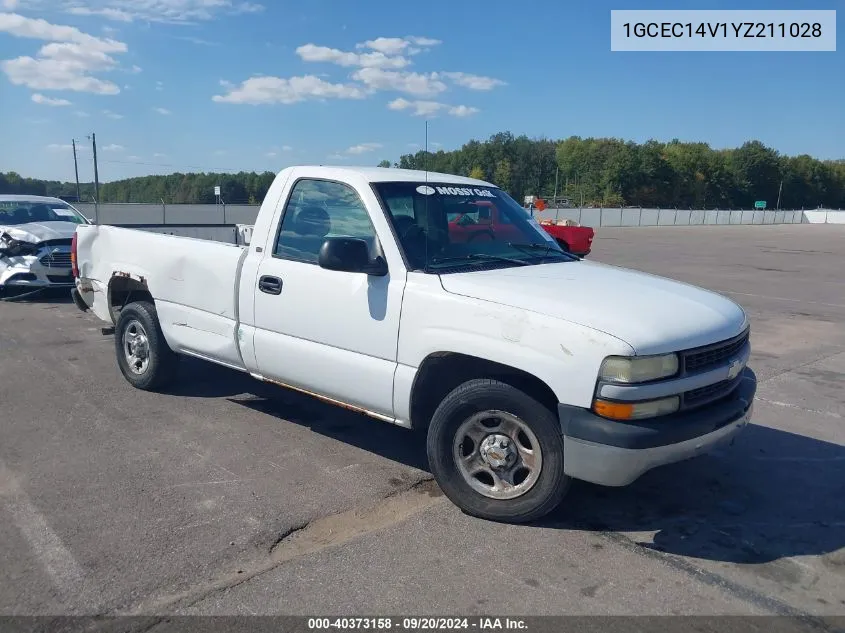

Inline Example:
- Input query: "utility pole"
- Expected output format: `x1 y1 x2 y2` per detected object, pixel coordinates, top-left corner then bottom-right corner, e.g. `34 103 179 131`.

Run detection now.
86 132 100 224
776 180 783 210
87 132 100 203
71 139 81 201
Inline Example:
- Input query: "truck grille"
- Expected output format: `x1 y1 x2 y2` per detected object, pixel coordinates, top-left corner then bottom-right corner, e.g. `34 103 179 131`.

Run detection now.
39 251 72 268
683 329 750 373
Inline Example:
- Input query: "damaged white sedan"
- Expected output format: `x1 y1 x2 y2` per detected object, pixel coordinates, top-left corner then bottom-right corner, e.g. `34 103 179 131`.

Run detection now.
0 195 91 291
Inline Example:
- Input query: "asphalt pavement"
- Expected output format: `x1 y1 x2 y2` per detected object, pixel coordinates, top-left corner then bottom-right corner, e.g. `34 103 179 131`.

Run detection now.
0 224 843 623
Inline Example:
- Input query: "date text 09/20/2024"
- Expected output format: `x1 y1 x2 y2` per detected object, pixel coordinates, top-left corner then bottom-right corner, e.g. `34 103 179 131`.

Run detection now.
307 617 527 630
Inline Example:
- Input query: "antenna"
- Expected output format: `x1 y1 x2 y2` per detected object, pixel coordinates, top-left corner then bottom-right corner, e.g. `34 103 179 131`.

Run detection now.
424 120 429 269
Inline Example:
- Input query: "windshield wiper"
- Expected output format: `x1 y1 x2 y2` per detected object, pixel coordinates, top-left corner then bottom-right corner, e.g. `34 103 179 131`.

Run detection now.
427 253 530 268
507 242 577 260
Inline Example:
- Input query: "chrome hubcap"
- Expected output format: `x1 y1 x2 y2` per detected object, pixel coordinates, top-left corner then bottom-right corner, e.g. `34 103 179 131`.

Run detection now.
122 319 150 375
453 410 543 500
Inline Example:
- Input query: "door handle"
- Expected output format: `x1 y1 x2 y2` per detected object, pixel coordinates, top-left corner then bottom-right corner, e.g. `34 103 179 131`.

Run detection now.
258 275 282 295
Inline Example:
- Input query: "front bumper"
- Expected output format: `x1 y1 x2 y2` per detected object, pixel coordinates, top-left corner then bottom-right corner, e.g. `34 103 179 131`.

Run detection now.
0 261 74 288
559 367 756 486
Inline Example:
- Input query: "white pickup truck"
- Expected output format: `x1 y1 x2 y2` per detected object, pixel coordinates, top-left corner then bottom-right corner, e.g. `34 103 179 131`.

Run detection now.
71 166 756 523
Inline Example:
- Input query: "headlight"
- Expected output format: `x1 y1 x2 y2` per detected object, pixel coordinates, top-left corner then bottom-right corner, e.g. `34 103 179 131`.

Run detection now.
593 396 680 420
599 353 679 383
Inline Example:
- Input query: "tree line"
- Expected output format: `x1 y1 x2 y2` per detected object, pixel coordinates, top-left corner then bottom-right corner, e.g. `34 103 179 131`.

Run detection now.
2 133 843 209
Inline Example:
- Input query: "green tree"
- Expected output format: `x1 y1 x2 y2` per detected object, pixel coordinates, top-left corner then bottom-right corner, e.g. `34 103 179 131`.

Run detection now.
469 165 485 180
377 160 391 168
493 159 512 191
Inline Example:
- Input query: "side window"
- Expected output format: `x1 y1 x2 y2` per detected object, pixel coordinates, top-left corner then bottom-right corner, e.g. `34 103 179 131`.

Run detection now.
273 179 377 264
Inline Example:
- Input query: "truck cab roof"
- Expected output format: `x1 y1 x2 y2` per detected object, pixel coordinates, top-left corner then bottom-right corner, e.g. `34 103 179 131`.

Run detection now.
284 165 496 187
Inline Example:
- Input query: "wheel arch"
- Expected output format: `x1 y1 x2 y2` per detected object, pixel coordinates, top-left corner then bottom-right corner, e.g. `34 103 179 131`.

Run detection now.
107 271 155 323
408 351 559 433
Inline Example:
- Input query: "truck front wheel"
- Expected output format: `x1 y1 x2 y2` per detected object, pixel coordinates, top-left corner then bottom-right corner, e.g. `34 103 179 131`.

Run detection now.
426 379 570 523
114 300 179 391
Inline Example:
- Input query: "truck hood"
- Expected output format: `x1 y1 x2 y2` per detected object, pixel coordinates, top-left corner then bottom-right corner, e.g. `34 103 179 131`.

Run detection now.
0 221 78 243
438 260 748 355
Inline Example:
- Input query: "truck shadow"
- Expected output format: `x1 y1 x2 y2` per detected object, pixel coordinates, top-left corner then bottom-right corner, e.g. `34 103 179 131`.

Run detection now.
165 359 845 566
540 422 845 566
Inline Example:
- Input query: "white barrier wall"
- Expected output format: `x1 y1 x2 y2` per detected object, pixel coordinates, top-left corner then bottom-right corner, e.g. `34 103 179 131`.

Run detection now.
75 202 844 228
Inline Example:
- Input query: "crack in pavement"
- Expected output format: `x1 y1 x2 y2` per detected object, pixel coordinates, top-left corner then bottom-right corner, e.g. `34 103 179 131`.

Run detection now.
118 476 443 620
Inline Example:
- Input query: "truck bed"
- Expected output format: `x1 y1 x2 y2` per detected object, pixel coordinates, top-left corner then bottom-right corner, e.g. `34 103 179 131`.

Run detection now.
75 224 249 369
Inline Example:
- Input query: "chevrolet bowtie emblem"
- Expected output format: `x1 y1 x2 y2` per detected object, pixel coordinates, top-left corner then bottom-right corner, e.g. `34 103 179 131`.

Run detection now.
727 358 744 380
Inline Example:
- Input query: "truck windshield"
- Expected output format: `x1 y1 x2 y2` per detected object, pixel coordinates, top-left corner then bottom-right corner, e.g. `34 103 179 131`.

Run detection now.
372 181 577 272
0 200 89 226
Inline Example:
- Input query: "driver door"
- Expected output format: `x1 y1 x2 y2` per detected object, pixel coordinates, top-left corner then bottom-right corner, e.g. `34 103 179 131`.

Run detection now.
250 177 405 419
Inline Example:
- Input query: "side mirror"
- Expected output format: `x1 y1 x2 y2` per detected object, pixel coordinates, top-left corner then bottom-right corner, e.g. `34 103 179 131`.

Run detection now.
318 237 387 276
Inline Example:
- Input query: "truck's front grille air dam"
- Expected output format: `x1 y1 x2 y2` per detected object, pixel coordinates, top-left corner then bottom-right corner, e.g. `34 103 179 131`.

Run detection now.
683 330 749 373
683 376 741 408
39 252 72 268
47 274 74 283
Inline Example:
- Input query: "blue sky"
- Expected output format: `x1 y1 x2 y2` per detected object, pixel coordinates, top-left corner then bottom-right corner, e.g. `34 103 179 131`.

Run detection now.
1 0 842 183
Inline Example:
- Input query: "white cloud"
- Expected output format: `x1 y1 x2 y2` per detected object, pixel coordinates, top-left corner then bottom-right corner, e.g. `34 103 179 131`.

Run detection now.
102 109 122 118
31 92 71 106
0 13 126 52
345 142 382 155
177 35 216 45
47 142 92 152
2 0 20 9
448 104 479 117
442 71 506 90
233 2 263 14
0 13 128 94
153 106 171 114
265 151 277 158
74 110 89 117
129 64 141 73
351 68 446 97
126 154 141 160
102 143 124 151
67 6 133 22
153 152 167 158
357 35 441 56
282 145 293 151
59 1 266 24
327 153 347 161
212 75 367 105
155 80 163 90
295 43 408 69
388 97 478 118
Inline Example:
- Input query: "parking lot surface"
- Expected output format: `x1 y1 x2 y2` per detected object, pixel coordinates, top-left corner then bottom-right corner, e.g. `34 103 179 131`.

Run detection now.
1 224 843 621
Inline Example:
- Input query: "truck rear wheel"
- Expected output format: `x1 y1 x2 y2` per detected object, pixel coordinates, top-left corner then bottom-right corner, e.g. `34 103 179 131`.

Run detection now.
426 379 570 523
115 300 178 391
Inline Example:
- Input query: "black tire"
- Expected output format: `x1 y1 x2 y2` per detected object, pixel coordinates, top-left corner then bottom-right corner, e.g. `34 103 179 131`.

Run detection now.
114 300 179 391
426 379 570 523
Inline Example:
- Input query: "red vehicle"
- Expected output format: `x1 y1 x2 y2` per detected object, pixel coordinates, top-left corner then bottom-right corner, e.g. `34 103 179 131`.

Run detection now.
447 200 594 256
